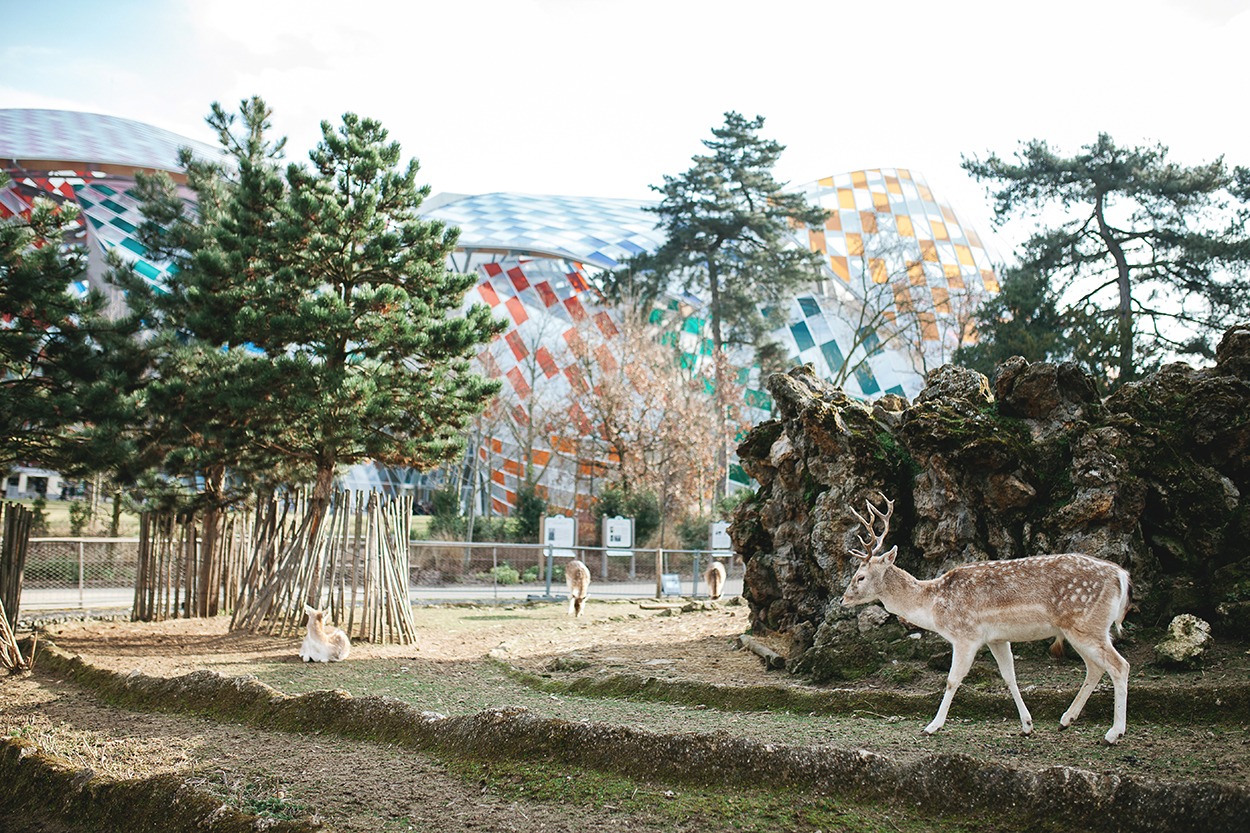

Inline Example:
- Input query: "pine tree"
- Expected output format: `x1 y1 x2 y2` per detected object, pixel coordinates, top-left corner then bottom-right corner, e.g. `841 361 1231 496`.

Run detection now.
607 112 825 496
126 97 503 508
0 176 141 479
615 112 827 354
962 134 1250 386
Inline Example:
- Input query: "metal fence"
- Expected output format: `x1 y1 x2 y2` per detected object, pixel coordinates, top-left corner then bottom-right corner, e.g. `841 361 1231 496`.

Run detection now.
409 540 736 593
20 537 739 610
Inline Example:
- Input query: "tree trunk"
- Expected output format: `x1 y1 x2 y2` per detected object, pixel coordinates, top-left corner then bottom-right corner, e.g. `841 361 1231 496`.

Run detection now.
707 261 728 501
1096 192 1135 384
198 465 226 617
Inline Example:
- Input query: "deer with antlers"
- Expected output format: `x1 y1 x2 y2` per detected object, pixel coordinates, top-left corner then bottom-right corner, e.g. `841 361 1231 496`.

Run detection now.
840 494 1132 744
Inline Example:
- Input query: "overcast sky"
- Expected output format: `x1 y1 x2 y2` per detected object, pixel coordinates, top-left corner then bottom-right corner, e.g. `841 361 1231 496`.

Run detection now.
3 0 1248 256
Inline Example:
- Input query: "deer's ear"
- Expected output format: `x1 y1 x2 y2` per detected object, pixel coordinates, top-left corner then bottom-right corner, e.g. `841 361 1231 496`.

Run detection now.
881 546 898 566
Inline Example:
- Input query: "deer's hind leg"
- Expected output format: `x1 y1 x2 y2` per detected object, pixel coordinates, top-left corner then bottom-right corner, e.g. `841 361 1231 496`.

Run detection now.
987 641 1033 736
1060 634 1129 743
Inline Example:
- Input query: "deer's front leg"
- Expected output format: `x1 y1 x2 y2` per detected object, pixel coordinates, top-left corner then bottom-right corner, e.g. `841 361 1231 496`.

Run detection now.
925 641 978 736
987 640 1033 735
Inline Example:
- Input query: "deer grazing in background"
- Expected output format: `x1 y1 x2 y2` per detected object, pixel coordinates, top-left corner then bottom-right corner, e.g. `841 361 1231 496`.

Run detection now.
300 605 352 663
840 494 1132 744
705 560 726 601
566 559 591 617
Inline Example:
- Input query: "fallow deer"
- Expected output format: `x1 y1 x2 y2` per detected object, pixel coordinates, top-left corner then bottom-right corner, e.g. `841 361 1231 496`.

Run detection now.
300 605 352 663
705 561 727 601
840 495 1131 744
566 559 591 617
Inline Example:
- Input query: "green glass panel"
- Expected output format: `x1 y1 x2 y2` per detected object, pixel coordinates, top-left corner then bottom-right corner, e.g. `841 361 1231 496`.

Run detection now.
120 237 147 256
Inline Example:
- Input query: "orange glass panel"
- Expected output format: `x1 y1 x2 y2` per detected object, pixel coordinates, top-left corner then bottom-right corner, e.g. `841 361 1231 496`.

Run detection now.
859 212 878 234
932 286 951 314
981 269 1000 292
809 228 827 253
920 311 939 341
852 171 868 189
944 264 965 289
966 229 982 248
919 240 938 262
892 280 914 312
870 258 888 284
838 188 855 210
931 220 948 240
918 183 934 202
886 175 902 194
872 192 890 212
847 233 863 257
818 176 834 187
830 255 849 281
824 212 842 231
898 168 912 180
908 262 925 286
955 244 974 266
941 205 957 223
896 215 914 237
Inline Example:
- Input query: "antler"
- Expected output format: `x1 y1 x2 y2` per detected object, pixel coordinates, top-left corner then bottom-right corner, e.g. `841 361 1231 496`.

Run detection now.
848 493 894 561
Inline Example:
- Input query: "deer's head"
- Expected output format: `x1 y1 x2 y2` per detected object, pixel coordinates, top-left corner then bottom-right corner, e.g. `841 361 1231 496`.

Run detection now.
841 493 897 607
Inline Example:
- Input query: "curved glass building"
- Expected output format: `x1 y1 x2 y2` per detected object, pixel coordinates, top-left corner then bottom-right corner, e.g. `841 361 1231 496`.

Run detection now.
3 109 1000 513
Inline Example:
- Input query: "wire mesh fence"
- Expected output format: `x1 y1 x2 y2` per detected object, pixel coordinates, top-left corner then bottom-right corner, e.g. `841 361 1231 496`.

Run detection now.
19 537 741 610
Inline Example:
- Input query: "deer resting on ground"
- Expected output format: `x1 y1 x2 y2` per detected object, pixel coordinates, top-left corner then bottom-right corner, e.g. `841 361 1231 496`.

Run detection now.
566 559 591 617
300 605 351 662
840 495 1131 744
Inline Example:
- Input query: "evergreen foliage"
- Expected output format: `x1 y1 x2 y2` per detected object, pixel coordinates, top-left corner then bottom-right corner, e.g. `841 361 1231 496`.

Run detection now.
962 134 1250 387
954 264 1113 381
118 97 504 507
0 175 142 477
608 112 827 354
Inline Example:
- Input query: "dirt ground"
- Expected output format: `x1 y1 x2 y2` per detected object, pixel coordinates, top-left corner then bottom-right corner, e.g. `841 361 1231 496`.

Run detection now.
4 599 1249 832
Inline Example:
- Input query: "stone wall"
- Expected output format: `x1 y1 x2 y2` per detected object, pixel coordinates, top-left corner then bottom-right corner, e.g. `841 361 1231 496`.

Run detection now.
730 324 1250 681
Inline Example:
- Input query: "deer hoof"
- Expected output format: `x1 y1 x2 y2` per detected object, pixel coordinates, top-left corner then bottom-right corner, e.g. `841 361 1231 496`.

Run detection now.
1103 731 1122 745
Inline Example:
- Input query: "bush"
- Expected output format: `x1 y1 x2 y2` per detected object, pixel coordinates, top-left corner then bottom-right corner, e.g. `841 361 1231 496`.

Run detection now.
68 500 93 536
513 482 547 542
593 485 660 545
522 563 565 583
490 563 520 585
30 496 49 536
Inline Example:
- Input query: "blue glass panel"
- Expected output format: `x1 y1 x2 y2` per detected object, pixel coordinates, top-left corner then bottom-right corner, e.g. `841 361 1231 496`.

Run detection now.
797 297 821 317
790 321 815 352
110 216 136 233
120 237 147 256
854 365 882 395
857 327 882 356
820 340 845 373
133 260 162 280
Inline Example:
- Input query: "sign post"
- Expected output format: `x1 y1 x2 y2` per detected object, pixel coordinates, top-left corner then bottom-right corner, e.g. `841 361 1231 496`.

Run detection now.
601 515 634 579
539 515 577 600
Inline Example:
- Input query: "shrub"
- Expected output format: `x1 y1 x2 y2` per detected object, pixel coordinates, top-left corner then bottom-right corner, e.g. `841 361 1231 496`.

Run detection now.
490 563 521 585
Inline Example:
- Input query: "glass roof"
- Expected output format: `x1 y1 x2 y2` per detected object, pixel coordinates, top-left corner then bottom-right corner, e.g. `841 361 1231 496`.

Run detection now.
0 109 223 173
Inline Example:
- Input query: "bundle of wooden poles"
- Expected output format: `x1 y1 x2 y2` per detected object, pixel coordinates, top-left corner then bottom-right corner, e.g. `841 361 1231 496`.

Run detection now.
230 491 417 645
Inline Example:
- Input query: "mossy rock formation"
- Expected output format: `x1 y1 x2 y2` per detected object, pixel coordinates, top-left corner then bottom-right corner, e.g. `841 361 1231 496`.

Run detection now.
731 323 1250 679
